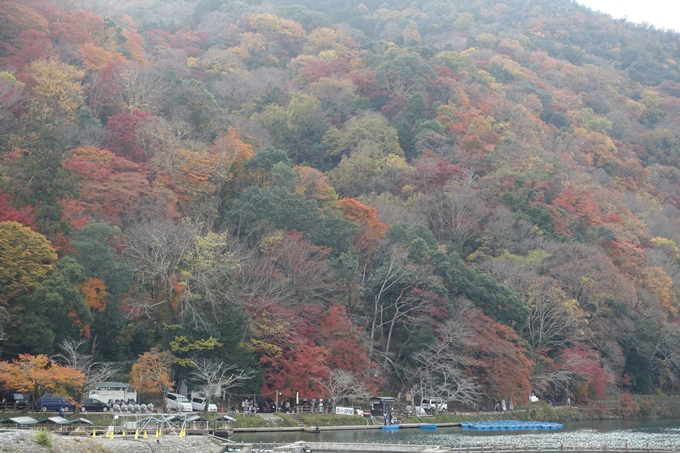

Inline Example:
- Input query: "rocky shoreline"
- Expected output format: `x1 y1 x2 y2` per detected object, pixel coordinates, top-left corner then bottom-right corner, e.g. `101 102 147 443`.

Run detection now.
0 429 227 453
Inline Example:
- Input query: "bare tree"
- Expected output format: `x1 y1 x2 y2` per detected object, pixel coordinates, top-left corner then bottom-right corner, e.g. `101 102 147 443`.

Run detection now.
124 217 195 315
0 75 23 141
52 339 120 409
411 304 482 412
651 323 680 390
317 369 370 413
190 357 254 409
365 246 444 377
421 183 488 246
119 66 176 115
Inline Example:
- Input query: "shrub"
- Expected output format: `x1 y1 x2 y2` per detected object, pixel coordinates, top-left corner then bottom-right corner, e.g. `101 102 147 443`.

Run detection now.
35 430 52 447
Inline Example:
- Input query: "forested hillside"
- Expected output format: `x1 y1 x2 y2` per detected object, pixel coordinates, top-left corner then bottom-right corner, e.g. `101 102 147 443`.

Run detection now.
2 0 680 406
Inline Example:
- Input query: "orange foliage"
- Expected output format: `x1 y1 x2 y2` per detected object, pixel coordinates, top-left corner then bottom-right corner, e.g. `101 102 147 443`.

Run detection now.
294 166 337 207
129 349 173 396
210 126 254 164
79 277 107 312
0 354 84 400
122 28 148 64
79 42 126 72
337 198 388 256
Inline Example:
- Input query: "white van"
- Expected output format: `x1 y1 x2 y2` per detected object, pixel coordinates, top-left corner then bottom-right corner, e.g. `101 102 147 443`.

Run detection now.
166 393 193 412
189 395 218 412
420 398 447 414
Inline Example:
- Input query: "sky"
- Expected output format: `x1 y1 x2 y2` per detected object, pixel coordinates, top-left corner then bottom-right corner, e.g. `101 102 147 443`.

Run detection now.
576 0 680 32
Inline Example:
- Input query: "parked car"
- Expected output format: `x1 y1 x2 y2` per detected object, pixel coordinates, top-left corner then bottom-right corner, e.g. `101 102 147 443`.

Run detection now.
80 398 111 412
0 391 29 409
33 394 76 413
419 398 447 414
165 393 192 412
189 395 218 412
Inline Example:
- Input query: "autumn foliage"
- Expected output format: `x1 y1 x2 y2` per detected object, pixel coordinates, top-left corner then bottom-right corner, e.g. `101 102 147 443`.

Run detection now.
4 0 680 408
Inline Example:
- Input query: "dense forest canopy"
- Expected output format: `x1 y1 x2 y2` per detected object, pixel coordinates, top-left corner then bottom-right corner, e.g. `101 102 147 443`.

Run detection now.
2 0 680 406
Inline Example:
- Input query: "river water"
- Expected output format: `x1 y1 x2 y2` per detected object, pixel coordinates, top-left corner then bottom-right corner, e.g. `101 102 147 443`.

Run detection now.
230 420 680 449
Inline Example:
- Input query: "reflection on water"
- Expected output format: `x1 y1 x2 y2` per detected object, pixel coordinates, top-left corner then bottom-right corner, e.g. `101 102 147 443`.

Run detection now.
231 420 680 449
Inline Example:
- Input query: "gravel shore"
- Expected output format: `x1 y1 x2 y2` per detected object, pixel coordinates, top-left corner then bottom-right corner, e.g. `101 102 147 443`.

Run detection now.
0 429 228 452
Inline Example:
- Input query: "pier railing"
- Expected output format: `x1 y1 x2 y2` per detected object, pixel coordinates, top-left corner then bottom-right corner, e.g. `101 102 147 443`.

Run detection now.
447 444 678 453
259 441 679 453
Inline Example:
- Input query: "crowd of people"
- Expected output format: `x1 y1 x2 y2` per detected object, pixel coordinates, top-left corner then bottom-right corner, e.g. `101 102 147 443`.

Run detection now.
230 398 333 415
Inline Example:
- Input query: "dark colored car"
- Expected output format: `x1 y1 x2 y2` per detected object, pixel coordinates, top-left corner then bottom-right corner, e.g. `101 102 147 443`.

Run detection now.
33 393 76 413
0 392 29 409
80 398 111 412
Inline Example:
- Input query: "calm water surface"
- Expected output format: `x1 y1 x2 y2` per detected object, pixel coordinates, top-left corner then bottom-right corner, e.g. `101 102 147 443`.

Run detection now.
231 420 680 449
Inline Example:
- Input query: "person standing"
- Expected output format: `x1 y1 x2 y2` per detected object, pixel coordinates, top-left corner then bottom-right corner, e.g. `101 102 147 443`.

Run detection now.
383 412 388 426
59 406 65 418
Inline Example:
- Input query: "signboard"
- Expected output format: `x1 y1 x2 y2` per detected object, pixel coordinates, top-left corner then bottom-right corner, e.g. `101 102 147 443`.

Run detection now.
335 406 355 415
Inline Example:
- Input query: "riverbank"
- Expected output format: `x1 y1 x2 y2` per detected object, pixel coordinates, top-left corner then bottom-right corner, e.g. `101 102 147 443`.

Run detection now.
0 429 226 453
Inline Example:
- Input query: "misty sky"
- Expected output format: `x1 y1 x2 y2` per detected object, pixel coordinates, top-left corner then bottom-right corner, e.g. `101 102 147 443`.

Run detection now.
576 0 680 32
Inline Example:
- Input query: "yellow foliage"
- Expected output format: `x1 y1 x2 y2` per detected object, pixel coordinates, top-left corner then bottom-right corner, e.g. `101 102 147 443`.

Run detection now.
27 59 84 123
259 230 286 255
249 339 284 359
624 99 646 119
249 13 281 32
639 266 676 315
305 28 349 57
403 20 421 44
0 222 57 306
651 237 679 255
79 277 107 312
197 47 239 78
496 249 550 266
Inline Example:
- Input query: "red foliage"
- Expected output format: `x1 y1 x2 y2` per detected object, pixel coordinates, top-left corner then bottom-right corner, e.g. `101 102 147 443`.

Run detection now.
147 28 208 58
317 305 370 373
0 191 35 229
63 146 178 225
105 111 152 163
465 312 533 404
61 198 87 230
298 58 349 84
348 70 384 100
552 188 600 217
551 343 612 398
404 152 464 193
1 29 53 71
380 93 409 119
248 301 329 398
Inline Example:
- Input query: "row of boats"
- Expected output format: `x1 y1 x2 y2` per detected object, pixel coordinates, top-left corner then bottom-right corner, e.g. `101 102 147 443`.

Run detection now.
461 420 563 430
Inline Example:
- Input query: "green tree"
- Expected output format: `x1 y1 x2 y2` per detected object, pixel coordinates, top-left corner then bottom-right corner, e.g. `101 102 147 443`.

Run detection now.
252 92 327 166
322 111 404 158
71 221 132 361
437 251 530 332
5 119 77 240
9 256 92 354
